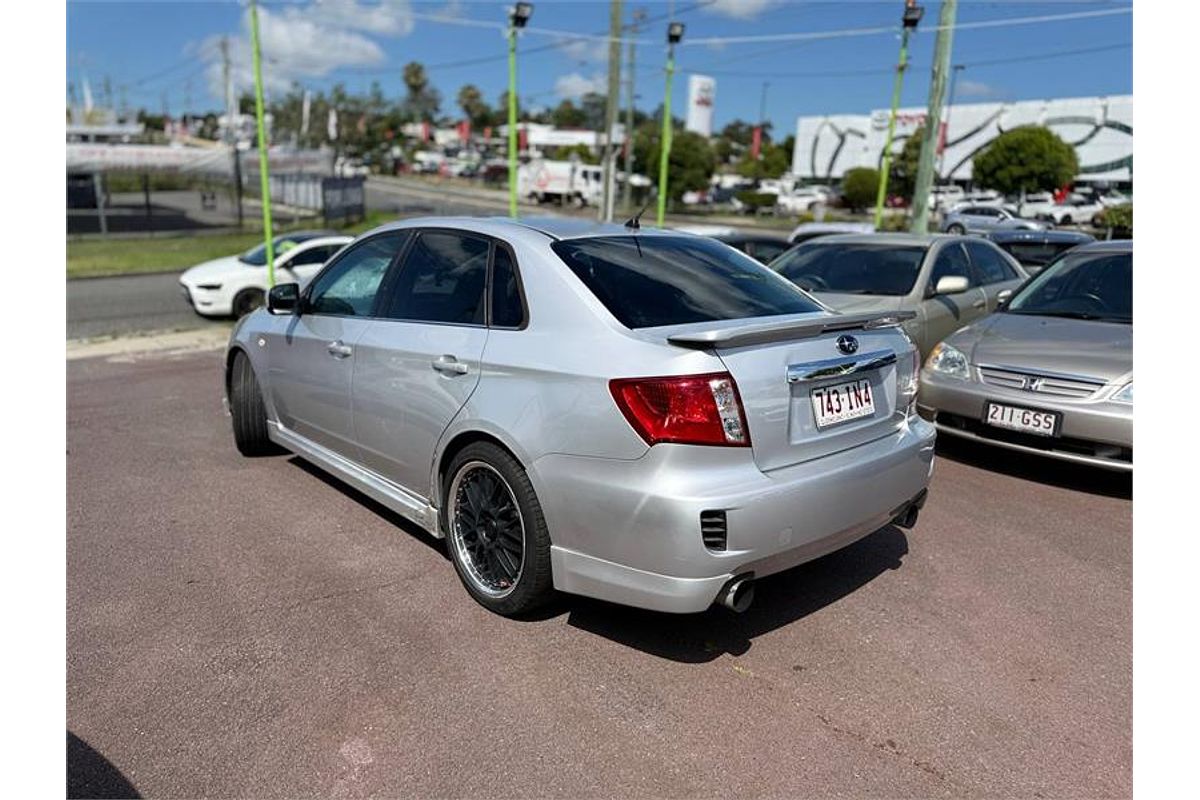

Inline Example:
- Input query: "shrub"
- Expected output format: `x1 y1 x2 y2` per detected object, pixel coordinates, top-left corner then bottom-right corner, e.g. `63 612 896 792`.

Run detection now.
841 167 880 212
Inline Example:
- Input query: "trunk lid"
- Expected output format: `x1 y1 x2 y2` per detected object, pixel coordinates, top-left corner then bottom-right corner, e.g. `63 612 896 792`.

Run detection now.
661 312 918 472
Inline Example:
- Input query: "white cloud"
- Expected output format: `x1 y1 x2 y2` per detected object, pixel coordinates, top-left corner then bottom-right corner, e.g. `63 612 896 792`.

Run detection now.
555 36 611 65
705 0 779 20
957 79 998 98
554 72 606 100
198 2 412 100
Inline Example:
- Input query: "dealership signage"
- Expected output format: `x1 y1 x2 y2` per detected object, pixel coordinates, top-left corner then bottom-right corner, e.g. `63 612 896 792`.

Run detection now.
685 75 716 138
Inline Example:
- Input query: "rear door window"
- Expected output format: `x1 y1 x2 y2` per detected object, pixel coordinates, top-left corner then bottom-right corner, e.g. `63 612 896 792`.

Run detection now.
552 235 820 329
382 231 489 325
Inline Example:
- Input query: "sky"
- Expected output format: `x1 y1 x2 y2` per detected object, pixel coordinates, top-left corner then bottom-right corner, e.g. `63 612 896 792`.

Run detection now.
66 0 1133 136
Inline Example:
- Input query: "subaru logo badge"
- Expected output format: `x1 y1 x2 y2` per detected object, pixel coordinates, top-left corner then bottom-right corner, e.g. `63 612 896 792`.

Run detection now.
836 335 859 355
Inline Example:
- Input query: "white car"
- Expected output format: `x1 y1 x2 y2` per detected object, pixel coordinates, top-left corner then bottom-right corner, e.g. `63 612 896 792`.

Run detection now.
927 185 965 210
1017 192 1056 219
180 232 352 317
1046 196 1105 226
776 186 830 214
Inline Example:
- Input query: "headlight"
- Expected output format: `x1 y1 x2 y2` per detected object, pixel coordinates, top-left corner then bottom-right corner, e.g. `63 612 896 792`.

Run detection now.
1113 381 1132 404
925 342 970 380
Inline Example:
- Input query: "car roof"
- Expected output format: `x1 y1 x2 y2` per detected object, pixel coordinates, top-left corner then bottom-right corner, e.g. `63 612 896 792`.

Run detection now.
276 229 338 241
365 215 693 242
799 232 948 247
1071 238 1132 253
984 230 1094 244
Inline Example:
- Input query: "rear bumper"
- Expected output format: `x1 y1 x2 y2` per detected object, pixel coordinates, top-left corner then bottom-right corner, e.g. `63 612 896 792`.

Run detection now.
918 370 1132 471
532 417 936 613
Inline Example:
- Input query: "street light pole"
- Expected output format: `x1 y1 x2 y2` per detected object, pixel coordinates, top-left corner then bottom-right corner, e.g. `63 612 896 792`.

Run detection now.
507 3 534 219
656 21 684 228
910 0 958 234
874 0 924 229
248 0 276 287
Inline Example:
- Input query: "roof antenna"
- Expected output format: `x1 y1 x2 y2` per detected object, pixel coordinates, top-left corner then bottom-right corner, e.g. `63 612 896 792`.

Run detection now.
624 200 653 231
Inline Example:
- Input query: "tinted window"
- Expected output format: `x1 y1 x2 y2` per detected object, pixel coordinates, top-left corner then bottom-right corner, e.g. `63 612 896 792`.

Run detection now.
384 231 488 325
290 244 340 266
552 235 820 329
306 233 405 316
1008 251 1131 323
490 245 525 328
929 243 976 289
773 243 925 296
752 240 790 263
965 241 1018 284
239 232 328 265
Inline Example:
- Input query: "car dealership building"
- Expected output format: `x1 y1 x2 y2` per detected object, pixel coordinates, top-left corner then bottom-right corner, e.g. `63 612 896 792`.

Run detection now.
791 94 1132 188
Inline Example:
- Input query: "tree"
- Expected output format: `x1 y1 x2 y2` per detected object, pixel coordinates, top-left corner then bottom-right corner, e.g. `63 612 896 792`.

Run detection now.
973 126 1079 195
632 124 715 200
841 167 880 212
889 125 924 201
401 61 440 122
550 99 587 128
456 84 491 129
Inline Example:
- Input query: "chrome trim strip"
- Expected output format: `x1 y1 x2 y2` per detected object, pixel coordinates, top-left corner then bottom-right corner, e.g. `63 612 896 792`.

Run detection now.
976 363 1106 386
267 421 442 537
932 421 1132 473
787 350 897 384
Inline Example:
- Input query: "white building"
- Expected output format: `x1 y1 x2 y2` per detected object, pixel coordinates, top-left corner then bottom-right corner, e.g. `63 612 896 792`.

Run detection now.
792 95 1132 186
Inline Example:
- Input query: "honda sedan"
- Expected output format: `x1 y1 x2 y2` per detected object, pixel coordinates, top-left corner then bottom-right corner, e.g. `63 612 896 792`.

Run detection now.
224 218 935 616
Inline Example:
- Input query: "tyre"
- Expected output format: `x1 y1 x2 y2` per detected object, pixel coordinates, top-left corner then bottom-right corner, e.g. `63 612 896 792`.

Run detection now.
231 288 265 318
229 351 281 457
947 223 965 234
1060 215 1072 226
442 442 554 616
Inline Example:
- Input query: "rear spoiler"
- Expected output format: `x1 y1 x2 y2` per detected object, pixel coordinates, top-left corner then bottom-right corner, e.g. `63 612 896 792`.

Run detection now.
667 311 916 350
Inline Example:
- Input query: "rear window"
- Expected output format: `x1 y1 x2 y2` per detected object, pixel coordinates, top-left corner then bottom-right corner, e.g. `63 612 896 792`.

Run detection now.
997 241 1082 267
773 243 926 296
551 235 821 329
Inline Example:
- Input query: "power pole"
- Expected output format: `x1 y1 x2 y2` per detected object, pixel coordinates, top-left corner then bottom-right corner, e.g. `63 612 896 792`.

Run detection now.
938 63 965 180
874 1 924 228
909 0 957 234
600 0 624 222
622 8 647 214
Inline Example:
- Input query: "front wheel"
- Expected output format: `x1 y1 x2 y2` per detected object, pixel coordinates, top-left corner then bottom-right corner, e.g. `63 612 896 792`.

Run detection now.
231 288 265 318
229 351 282 457
443 442 554 616
946 223 965 234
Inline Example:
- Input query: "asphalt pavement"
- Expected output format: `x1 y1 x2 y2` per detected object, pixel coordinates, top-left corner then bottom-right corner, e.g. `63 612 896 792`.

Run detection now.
67 345 1131 798
67 271 231 340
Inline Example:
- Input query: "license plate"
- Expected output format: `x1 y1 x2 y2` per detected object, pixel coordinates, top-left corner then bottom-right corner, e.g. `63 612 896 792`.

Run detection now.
811 378 875 429
984 402 1059 437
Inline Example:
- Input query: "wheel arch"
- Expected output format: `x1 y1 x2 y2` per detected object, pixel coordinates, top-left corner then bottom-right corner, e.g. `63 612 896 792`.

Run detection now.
432 427 531 513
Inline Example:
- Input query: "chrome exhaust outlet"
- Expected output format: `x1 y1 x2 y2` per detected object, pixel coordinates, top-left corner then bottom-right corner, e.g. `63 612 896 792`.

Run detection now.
715 574 755 613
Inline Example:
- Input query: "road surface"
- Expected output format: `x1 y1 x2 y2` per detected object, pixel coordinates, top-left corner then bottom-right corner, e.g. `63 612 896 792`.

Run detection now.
67 346 1130 798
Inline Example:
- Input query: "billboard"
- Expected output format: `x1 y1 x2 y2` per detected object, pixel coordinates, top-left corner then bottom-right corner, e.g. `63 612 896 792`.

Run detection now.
685 75 716 137
792 95 1133 184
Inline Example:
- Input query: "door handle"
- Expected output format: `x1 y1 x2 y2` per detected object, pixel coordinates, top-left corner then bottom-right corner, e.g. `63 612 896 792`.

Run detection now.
972 299 986 309
432 355 469 375
327 340 353 358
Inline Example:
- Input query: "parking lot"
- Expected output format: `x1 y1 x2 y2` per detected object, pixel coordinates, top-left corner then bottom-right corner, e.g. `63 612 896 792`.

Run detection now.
67 345 1130 798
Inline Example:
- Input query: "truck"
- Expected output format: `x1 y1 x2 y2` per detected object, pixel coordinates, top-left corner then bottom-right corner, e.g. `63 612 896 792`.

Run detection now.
518 159 604 207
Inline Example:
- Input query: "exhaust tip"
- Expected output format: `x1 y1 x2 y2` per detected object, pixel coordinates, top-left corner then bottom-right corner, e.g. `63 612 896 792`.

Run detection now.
716 574 755 613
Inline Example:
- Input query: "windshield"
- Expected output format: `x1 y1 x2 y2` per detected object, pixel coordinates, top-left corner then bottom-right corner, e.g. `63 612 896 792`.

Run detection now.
1007 250 1131 323
551 235 822 329
238 234 317 265
772 243 926 296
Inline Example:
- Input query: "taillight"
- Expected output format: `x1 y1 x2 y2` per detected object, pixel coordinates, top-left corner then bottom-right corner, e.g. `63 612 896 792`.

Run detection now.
610 372 751 447
898 346 920 415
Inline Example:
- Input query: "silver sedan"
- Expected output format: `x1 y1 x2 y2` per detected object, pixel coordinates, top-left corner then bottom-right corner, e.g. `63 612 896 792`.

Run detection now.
224 217 935 616
918 240 1132 471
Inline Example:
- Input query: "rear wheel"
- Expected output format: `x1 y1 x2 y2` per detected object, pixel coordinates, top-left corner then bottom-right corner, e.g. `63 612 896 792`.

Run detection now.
443 442 554 616
946 223 966 234
232 288 265 318
229 351 281 457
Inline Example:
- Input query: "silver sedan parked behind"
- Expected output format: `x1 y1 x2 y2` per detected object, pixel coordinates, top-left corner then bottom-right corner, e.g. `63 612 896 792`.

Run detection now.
919 240 1131 471
940 204 1047 235
224 217 935 616
770 234 1028 356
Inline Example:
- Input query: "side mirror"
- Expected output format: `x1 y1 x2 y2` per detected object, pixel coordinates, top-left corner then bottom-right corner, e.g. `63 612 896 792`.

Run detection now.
934 275 970 296
267 282 300 315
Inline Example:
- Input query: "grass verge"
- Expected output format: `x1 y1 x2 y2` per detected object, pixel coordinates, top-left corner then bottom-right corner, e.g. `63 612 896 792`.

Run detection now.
67 211 396 279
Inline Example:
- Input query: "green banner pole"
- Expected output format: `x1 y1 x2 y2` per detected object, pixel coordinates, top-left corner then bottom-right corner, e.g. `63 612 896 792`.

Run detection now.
655 45 675 228
249 0 276 287
507 26 519 219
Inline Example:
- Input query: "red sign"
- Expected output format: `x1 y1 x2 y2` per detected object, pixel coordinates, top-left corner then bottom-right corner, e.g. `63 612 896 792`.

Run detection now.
750 126 762 160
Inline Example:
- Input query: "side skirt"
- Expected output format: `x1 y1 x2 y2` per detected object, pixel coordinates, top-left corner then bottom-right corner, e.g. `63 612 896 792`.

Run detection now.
268 421 443 537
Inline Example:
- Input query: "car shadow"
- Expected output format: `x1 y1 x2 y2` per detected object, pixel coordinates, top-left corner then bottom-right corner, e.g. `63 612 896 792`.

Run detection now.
68 732 140 799
935 435 1131 500
562 526 910 663
286 456 449 559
